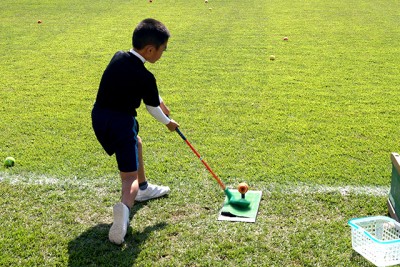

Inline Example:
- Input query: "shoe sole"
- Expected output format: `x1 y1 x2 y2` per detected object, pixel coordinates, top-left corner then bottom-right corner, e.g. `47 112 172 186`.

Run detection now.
109 203 127 245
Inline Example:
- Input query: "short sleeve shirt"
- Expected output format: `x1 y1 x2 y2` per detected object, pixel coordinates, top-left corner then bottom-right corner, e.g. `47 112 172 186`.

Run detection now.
95 51 160 116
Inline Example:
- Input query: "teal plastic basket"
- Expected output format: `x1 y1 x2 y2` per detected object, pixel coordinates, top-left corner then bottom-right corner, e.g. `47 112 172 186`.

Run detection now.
348 216 400 267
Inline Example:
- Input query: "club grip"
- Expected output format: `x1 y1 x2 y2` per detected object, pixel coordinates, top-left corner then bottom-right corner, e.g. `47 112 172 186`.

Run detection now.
175 128 186 140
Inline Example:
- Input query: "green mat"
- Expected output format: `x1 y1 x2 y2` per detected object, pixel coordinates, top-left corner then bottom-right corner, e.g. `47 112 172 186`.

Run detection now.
218 190 262 223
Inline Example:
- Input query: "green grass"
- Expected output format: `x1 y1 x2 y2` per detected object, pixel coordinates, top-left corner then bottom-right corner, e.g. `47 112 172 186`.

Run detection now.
1 0 400 266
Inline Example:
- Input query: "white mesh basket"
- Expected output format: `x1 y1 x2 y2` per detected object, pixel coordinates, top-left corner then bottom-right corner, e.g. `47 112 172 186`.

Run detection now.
348 216 400 267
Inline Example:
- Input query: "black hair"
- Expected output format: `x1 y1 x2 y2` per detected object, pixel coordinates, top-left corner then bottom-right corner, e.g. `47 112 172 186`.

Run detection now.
132 18 170 50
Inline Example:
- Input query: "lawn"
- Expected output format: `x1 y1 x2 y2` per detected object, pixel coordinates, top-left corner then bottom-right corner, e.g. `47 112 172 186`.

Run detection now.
1 0 399 266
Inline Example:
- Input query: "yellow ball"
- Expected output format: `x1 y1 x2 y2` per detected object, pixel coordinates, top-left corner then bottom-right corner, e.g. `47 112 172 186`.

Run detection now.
238 182 249 194
4 157 15 168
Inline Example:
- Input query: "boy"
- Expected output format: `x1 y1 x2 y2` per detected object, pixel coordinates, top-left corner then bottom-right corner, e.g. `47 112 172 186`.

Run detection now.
91 18 179 245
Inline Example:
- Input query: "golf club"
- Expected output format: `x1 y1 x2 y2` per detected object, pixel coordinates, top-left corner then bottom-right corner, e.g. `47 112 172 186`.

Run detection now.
175 128 250 208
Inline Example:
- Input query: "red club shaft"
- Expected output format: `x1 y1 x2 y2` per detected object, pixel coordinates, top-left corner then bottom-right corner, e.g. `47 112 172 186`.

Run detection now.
177 129 226 190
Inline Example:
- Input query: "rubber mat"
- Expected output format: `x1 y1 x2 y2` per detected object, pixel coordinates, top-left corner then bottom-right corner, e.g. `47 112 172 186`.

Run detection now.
218 189 262 223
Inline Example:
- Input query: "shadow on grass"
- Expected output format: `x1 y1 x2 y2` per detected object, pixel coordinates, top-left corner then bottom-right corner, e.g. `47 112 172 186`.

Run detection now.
67 203 167 267
350 251 376 267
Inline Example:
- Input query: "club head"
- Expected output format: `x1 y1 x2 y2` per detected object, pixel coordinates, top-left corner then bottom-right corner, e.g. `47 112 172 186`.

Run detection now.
229 198 251 208
224 188 251 209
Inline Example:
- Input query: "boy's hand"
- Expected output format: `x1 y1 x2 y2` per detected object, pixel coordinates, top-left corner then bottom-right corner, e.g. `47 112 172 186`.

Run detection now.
166 119 179 131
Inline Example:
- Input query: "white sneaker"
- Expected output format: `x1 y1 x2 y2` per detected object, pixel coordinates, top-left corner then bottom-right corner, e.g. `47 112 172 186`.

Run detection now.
135 183 170 202
109 202 129 245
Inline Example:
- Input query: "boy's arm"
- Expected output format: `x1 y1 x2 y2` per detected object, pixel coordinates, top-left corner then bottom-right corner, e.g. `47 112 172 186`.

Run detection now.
158 96 178 131
159 96 170 116
145 104 179 131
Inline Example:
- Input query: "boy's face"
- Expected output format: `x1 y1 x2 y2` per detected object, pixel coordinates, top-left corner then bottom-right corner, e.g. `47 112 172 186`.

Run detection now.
146 41 168 63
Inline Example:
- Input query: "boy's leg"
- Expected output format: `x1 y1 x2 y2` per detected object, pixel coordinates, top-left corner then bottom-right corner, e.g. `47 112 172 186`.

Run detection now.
109 171 138 245
137 136 147 184
135 136 170 202
120 171 139 208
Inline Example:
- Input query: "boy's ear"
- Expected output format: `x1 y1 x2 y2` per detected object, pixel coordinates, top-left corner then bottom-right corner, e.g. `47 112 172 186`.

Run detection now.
144 45 155 55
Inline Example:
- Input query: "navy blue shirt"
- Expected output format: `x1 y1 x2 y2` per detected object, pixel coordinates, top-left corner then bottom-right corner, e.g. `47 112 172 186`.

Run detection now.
95 51 160 116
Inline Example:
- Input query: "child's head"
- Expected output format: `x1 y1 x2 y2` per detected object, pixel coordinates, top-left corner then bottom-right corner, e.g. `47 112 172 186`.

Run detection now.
132 18 170 50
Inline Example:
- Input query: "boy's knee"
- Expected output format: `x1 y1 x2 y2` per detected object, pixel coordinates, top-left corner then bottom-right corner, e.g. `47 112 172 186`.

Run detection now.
120 171 139 180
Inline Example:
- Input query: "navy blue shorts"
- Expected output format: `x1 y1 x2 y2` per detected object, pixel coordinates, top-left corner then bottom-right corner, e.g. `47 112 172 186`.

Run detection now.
91 105 139 172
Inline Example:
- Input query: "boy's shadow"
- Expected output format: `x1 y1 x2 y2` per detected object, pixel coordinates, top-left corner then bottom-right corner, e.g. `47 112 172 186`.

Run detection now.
68 202 167 267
